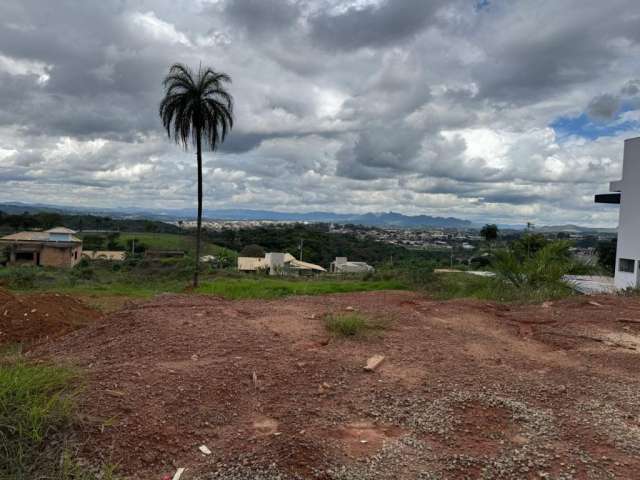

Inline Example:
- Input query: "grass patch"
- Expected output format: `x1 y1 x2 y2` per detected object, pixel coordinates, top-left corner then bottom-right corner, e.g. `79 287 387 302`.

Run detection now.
196 277 407 299
324 312 388 338
0 356 119 479
0 360 77 477
113 232 236 259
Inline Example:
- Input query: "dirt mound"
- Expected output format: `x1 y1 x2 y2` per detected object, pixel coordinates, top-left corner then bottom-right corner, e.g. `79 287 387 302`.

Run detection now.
0 288 102 345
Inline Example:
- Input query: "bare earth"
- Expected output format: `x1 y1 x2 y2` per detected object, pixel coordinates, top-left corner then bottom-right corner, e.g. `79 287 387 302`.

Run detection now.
31 291 640 480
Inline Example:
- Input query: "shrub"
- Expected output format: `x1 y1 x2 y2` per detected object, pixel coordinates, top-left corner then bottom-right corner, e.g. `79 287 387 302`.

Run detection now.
492 240 594 295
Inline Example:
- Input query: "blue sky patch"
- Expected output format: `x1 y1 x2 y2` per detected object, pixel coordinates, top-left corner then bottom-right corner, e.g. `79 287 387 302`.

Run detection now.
551 105 640 140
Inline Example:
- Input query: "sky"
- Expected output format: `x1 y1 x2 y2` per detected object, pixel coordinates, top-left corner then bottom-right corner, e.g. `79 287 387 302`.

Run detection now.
1 0 639 227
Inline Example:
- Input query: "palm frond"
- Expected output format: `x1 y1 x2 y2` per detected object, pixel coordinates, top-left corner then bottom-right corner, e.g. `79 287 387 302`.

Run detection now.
159 62 234 151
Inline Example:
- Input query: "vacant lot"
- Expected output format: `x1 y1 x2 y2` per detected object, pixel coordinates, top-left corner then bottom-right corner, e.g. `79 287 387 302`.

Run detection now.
23 290 640 479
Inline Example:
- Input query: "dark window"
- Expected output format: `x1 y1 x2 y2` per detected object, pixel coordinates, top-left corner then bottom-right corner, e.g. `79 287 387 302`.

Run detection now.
619 258 635 273
16 252 34 261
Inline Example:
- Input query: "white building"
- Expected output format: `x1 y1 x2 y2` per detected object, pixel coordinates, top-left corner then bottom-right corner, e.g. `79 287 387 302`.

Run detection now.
595 137 640 289
238 252 326 275
330 257 374 274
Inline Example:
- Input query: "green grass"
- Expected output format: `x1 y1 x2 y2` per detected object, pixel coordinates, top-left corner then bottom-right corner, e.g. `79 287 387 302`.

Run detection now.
0 360 77 477
0 357 120 479
324 312 388 338
195 277 407 299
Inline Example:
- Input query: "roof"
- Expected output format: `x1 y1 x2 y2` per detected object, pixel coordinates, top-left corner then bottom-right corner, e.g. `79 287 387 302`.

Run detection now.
289 259 327 272
0 229 81 243
46 227 77 234
1 231 50 242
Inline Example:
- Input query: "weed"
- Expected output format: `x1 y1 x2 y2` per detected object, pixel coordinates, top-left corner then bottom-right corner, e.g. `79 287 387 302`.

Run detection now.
324 312 387 338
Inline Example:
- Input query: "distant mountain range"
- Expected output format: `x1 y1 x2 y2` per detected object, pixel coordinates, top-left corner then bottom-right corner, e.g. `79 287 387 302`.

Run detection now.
0 202 616 232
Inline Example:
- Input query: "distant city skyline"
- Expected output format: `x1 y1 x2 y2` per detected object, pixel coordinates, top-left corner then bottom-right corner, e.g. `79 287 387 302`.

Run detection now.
1 1 639 227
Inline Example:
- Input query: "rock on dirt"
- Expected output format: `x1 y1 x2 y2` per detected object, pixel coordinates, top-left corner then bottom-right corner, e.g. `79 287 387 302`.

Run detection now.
364 354 386 372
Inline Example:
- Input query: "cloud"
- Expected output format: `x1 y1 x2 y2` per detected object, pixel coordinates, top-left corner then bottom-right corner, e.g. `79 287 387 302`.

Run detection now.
309 0 446 51
587 94 621 120
222 0 301 36
0 0 639 227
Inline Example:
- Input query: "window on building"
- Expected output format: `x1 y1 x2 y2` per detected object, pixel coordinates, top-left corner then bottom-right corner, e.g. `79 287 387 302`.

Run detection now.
619 258 635 273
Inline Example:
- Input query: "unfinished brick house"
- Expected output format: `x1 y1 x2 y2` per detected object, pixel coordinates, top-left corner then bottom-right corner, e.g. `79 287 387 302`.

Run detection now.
0 227 83 268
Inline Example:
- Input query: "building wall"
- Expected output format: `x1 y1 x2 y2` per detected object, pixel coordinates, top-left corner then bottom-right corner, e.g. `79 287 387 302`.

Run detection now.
40 245 82 268
615 137 640 289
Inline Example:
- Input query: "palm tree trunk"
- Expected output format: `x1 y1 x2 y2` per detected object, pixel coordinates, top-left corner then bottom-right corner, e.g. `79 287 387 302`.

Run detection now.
194 128 203 287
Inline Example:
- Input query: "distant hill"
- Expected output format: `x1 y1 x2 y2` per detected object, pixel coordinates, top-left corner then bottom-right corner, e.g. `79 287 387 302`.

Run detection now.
0 202 616 231
200 209 473 228
0 203 472 229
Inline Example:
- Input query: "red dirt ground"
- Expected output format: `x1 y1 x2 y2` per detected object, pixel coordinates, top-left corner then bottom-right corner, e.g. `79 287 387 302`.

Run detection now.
31 291 640 479
0 288 102 346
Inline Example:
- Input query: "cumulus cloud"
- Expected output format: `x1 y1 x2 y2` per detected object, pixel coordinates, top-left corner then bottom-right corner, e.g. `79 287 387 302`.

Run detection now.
0 0 639 226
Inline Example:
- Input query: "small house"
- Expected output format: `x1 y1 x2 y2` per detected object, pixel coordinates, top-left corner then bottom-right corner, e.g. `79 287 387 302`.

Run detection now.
0 227 82 268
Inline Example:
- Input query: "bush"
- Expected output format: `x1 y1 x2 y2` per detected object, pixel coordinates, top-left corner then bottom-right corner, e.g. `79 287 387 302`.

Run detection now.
0 266 39 289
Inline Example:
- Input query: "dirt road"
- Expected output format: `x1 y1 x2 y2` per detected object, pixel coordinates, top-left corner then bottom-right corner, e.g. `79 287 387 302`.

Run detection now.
32 291 640 479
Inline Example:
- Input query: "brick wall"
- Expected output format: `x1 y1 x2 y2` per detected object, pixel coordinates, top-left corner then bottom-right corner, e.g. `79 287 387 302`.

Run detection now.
41 245 77 268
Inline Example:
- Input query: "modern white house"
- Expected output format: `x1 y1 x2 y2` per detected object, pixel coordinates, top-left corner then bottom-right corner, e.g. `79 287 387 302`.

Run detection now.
595 136 640 289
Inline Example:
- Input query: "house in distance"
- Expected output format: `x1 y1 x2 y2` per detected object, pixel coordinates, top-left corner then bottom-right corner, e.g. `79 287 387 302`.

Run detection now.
0 227 83 268
330 257 374 274
238 252 326 276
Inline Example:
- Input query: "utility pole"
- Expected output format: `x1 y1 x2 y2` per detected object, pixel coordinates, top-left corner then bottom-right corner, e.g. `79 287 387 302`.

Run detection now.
299 239 304 261
131 239 135 256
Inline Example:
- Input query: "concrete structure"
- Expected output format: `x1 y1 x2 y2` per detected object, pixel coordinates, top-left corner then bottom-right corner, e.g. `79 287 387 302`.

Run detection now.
330 257 374 274
563 275 617 295
238 252 326 275
0 227 82 268
595 137 640 289
82 250 126 261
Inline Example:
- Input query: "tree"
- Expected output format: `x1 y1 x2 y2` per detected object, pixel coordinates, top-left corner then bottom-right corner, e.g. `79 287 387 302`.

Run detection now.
480 224 499 242
159 63 234 286
240 244 265 258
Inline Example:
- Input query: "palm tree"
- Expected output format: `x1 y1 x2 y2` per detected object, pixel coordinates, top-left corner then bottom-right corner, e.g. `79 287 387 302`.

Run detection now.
159 63 234 287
